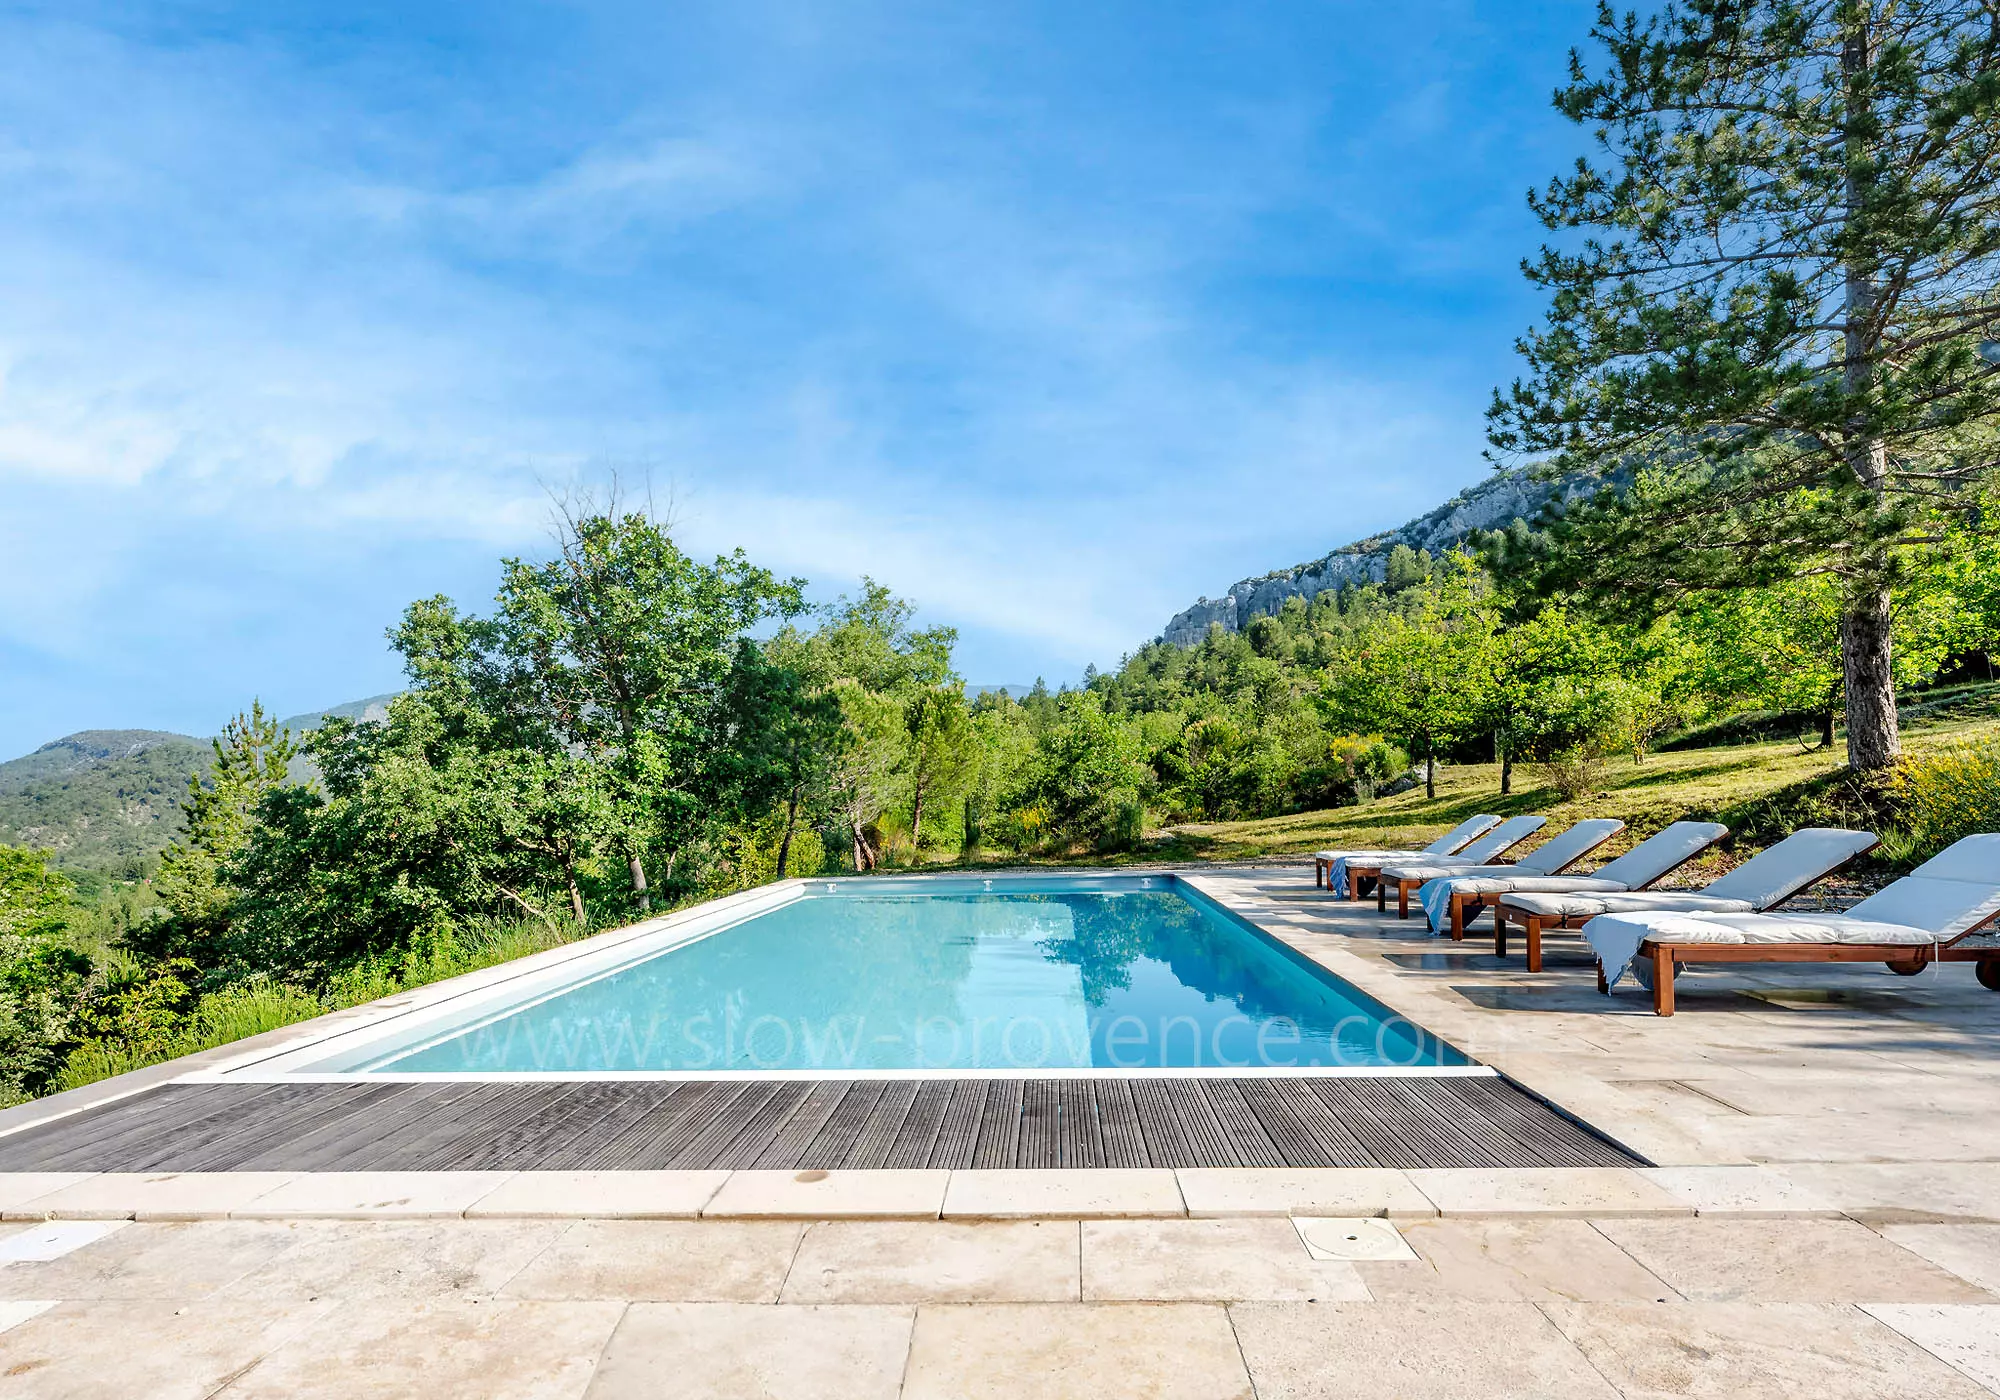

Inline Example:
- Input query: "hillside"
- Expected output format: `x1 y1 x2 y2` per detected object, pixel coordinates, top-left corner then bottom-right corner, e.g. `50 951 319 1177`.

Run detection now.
0 731 208 876
0 694 400 876
1159 467 1590 645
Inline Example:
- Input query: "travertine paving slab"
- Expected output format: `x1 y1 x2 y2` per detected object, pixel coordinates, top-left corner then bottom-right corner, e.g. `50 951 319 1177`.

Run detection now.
1082 1218 1367 1302
231 1170 515 1218
782 1220 1079 1303
0 1220 298 1301
1175 1168 1435 1219
1878 1224 2000 1295
1780 1162 2000 1223
942 1169 1185 1219
1862 1303 2000 1393
1231 1298 1620 1398
1407 1168 1688 1218
0 1295 336 1400
1593 1217 1990 1304
703 1169 947 1219
224 1296 624 1399
588 1302 914 1399
501 1219 803 1302
0 1173 97 1217
20 1171 300 1220
1635 1165 1840 1217
220 1219 571 1302
467 1170 729 1219
902 1302 1251 1400
1357 1219 1678 1303
1546 1301 1996 1399
0 1219 123 1262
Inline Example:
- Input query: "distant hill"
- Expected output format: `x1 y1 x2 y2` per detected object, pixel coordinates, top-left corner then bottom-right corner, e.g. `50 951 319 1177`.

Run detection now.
0 730 208 876
0 695 402 876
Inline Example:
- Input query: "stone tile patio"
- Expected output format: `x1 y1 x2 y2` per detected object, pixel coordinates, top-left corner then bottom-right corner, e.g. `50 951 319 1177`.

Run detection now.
0 861 1995 1394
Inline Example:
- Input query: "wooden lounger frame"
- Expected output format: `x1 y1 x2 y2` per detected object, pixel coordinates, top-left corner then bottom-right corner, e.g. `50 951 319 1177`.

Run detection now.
1614 911 2000 1016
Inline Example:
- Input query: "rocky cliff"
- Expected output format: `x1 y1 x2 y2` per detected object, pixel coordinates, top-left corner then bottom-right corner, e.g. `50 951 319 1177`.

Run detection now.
1157 468 1578 646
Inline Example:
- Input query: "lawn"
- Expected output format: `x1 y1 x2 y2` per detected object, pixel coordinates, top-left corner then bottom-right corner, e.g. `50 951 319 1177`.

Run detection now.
1131 710 2000 876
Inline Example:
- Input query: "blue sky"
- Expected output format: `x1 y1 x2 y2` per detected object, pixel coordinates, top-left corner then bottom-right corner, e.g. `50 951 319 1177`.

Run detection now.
0 0 1597 756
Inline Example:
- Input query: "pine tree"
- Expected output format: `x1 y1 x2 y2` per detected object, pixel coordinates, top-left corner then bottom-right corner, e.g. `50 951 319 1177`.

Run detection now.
1489 1 2000 770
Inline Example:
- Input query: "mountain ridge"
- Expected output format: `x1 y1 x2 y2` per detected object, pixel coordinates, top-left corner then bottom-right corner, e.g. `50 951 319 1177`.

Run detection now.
1157 467 1584 646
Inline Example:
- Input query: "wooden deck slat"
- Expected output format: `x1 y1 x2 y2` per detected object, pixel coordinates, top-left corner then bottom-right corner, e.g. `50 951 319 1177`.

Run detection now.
0 1074 1643 1172
1057 1080 1102 1169
1195 1081 1287 1168
1093 1079 1150 1168
1017 1079 1060 1168
746 1082 855 1170
883 1080 954 1169
969 1080 1022 1169
794 1081 886 1169
842 1081 921 1169
927 1080 988 1169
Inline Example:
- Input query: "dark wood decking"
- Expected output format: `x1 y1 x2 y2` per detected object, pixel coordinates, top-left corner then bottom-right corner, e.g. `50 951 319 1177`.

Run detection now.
0 1077 1640 1172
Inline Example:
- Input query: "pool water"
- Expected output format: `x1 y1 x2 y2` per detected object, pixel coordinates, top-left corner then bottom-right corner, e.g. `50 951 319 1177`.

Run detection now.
351 879 1466 1072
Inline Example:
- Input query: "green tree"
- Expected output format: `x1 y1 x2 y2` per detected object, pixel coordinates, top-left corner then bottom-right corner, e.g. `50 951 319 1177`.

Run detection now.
1015 691 1149 850
398 506 802 910
139 703 299 968
1490 0 2000 771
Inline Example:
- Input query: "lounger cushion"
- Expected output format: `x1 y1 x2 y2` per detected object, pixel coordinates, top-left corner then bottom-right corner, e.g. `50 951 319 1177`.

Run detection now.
1448 815 1550 866
1587 821 1729 889
1509 819 1625 877
1586 910 1938 988
1700 828 1878 908
1314 815 1509 895
1499 889 1757 921
1415 874 1628 933
1844 835 2000 937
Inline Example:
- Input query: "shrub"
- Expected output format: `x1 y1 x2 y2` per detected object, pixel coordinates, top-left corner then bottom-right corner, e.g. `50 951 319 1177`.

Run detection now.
1890 742 2000 861
1527 741 1613 802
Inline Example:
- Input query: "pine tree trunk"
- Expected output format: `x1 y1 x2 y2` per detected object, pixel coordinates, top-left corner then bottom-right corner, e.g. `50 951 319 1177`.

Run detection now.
1840 582 1901 770
1500 752 1512 796
628 852 650 912
1425 754 1436 799
1836 15 1899 774
564 851 585 925
776 786 800 880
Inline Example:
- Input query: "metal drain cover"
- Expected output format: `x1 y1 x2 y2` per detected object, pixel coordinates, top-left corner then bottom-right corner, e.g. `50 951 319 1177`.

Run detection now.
1292 1216 1416 1262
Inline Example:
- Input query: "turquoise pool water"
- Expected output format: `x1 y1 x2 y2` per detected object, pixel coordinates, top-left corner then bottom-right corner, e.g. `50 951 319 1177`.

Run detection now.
349 878 1467 1072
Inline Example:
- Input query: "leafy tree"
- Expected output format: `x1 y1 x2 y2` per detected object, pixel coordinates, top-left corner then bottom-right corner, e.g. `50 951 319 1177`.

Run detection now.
1490 0 2000 771
395 507 802 910
139 703 299 967
1015 691 1149 850
0 845 74 940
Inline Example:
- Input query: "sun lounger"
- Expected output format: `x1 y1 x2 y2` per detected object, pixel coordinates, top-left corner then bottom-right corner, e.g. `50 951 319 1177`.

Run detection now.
1379 818 1625 919
1583 834 2000 1014
1492 827 1878 970
1341 814 1548 905
1313 813 1502 894
1413 820 1729 939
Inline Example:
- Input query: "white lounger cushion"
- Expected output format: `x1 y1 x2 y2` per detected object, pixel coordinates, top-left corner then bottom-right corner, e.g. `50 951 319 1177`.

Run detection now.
1411 820 1722 932
1415 874 1627 932
1493 827 1878 927
1585 835 2000 987
1504 889 1758 921
1587 912 1935 989
1587 821 1729 888
1697 828 1880 908
1315 815 1508 896
1313 814 1502 864
1509 819 1627 877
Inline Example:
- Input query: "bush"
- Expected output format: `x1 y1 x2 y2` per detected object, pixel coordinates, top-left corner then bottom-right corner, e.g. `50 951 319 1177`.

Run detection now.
1527 741 1613 802
1891 742 2000 861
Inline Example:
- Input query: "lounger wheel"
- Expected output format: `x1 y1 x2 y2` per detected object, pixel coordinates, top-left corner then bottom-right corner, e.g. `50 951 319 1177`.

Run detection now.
1978 959 2000 993
1887 959 1925 976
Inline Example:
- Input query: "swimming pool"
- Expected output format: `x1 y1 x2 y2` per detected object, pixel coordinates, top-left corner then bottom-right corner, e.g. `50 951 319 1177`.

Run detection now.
244 875 1470 1076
